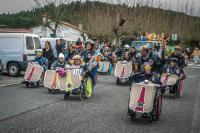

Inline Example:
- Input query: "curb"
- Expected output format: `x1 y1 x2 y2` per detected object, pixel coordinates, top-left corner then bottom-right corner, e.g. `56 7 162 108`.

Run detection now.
0 82 23 87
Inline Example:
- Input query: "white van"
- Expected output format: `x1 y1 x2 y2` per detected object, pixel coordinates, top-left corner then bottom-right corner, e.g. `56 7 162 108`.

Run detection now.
40 37 74 57
0 33 41 76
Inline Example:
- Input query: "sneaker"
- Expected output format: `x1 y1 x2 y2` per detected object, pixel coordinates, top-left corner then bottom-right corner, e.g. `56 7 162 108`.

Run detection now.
64 92 70 99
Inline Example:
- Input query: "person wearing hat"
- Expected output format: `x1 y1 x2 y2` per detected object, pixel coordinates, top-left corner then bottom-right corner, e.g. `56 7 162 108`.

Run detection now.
140 46 163 74
102 46 113 62
81 39 98 85
129 46 163 84
32 49 48 70
115 44 130 61
81 39 96 63
65 43 77 63
70 55 85 66
100 41 110 54
75 38 83 53
167 47 185 69
51 53 68 70
163 57 186 93
164 57 184 76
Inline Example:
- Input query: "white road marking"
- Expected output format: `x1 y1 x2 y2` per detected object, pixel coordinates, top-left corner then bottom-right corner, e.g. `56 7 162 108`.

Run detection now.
0 82 22 87
187 75 200 78
186 64 200 69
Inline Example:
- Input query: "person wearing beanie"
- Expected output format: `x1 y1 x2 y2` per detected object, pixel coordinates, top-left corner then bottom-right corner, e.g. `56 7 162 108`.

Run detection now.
51 53 68 70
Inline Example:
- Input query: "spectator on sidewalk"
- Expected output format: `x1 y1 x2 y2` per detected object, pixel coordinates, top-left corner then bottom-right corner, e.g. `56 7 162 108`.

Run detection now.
43 41 55 69
56 39 62 57
75 38 83 53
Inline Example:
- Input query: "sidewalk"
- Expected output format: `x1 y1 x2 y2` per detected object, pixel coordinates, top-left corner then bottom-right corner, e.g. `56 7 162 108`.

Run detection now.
0 74 23 87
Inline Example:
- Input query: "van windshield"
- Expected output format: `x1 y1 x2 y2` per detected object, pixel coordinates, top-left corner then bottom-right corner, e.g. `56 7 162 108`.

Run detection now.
34 37 41 49
26 37 34 50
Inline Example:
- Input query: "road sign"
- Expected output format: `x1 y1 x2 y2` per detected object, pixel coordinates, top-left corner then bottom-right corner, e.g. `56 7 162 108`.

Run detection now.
172 34 178 41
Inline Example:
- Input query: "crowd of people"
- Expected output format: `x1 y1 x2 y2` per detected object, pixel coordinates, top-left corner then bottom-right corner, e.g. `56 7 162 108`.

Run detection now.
31 37 187 88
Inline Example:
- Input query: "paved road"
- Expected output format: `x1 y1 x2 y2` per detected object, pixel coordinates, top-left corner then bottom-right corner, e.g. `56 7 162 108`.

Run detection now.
0 74 23 86
0 68 200 133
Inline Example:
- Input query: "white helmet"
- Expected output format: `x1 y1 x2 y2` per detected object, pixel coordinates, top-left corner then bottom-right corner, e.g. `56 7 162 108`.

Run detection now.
85 39 95 45
59 53 65 59
35 49 43 53
124 44 130 49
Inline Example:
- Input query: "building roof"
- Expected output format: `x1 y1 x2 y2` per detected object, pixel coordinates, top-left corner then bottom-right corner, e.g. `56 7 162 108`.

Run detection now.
60 21 86 33
0 28 32 33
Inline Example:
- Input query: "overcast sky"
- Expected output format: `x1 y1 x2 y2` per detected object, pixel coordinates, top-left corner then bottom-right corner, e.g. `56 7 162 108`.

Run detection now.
0 0 199 16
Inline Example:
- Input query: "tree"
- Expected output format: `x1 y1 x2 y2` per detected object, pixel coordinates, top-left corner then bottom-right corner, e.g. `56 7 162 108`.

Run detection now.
33 0 71 37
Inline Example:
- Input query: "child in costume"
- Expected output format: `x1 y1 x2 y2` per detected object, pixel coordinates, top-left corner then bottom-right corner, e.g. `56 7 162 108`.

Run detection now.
81 39 98 85
64 55 86 97
32 49 48 71
51 53 68 70
164 57 185 77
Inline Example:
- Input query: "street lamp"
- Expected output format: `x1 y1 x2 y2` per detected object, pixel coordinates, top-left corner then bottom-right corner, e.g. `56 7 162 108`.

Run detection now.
42 14 50 37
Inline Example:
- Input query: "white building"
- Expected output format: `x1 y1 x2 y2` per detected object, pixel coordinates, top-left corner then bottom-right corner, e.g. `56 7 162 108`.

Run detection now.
31 21 87 41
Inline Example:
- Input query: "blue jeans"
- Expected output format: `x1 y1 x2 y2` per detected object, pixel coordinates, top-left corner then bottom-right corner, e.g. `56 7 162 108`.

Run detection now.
88 65 98 84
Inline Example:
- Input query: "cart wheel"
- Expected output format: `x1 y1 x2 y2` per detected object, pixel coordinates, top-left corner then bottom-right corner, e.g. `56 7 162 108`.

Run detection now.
31 82 38 88
84 77 93 99
175 81 181 98
64 92 70 100
149 116 153 123
155 95 162 120
116 77 121 85
49 89 56 94
25 82 29 88
79 94 84 101
130 114 137 121
36 82 40 87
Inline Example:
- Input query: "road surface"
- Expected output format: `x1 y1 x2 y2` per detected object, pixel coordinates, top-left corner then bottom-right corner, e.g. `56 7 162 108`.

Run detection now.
0 67 199 133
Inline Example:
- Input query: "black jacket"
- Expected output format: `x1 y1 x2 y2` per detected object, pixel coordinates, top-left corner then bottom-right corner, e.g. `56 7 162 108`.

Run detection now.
43 48 55 64
168 54 185 69
55 44 63 57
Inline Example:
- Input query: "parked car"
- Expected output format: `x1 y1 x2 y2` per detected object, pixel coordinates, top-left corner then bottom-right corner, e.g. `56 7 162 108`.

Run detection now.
0 33 41 76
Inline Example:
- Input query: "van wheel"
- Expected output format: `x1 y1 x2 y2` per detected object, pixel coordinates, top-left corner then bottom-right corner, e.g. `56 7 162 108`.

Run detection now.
8 63 20 77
